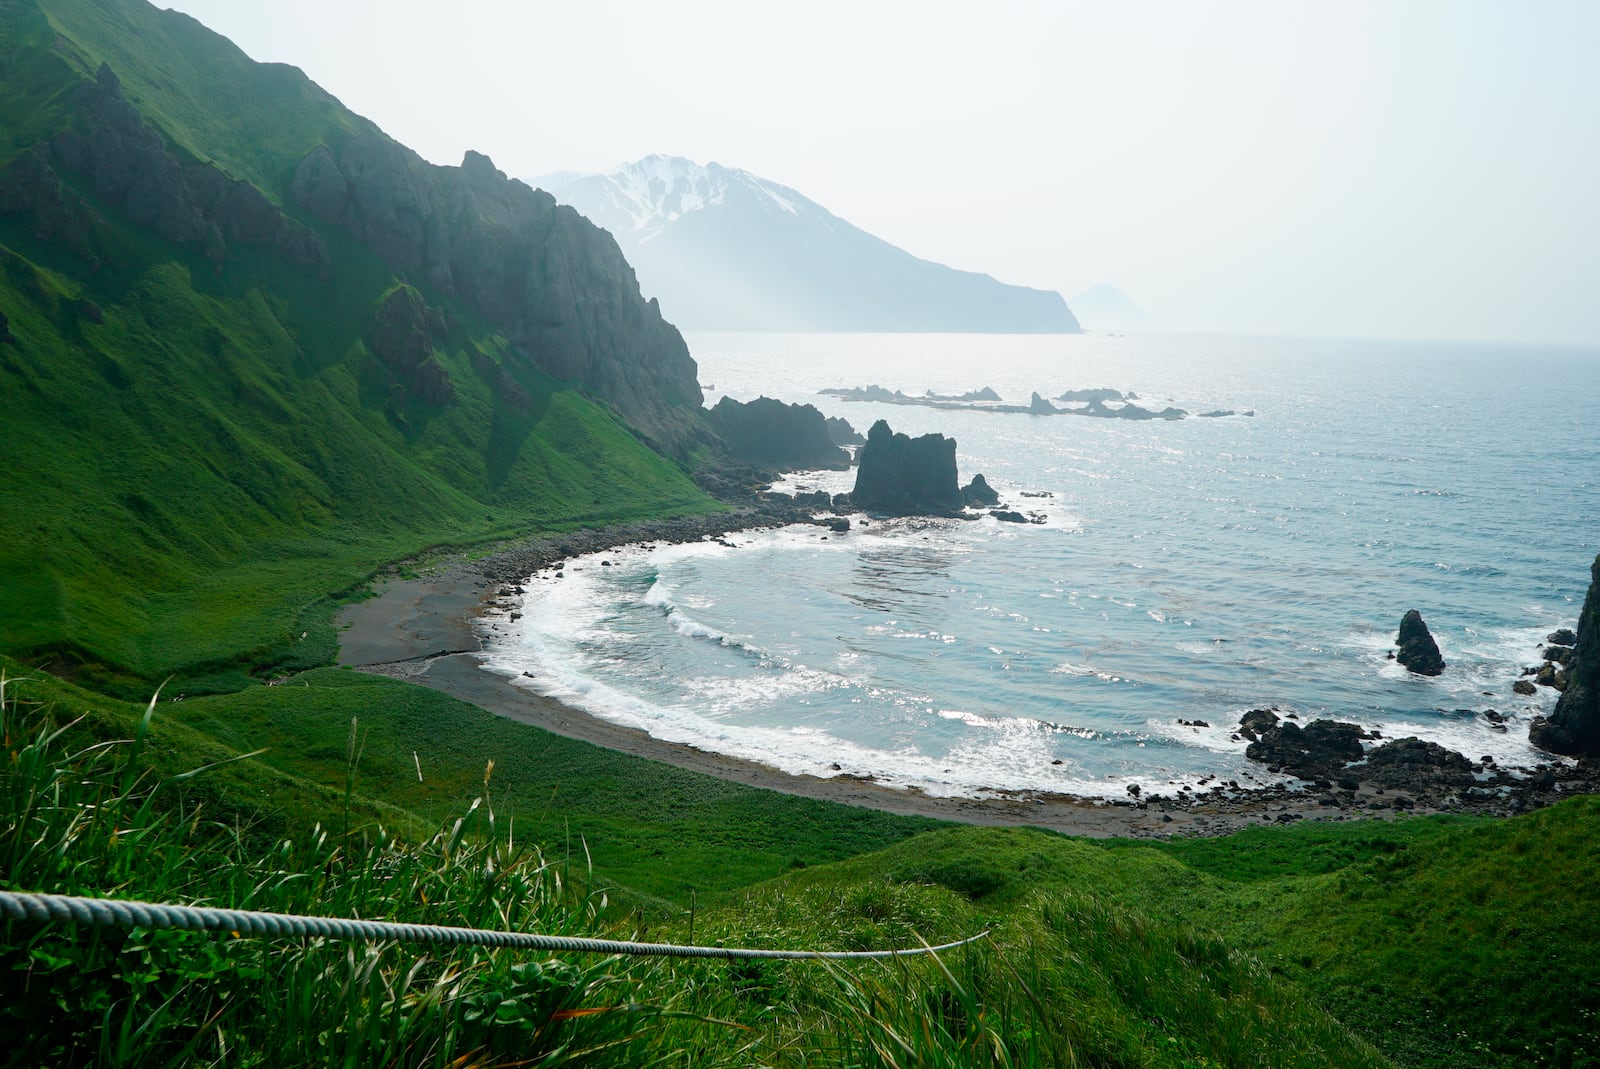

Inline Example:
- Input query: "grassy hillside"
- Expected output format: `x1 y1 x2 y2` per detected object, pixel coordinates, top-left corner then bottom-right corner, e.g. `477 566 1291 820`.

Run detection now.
1 668 1392 1068
6 662 1593 1067
0 0 717 691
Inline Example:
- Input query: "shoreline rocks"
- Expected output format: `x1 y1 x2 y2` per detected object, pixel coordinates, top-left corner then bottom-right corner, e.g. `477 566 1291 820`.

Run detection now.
1531 554 1600 756
1395 609 1445 675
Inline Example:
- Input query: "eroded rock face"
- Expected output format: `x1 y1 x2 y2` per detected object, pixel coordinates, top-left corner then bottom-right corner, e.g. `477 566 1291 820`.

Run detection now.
851 419 962 516
1396 609 1445 675
706 396 850 471
1531 554 1600 756
290 141 706 456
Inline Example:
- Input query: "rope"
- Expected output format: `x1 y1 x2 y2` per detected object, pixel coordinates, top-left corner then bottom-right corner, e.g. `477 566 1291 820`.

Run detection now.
0 891 987 961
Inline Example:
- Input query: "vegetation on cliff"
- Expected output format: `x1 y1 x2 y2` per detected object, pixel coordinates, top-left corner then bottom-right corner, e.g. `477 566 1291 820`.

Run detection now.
0 0 718 692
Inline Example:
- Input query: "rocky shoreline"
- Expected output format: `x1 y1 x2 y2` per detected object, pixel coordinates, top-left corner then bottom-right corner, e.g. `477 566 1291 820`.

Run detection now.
339 494 1598 841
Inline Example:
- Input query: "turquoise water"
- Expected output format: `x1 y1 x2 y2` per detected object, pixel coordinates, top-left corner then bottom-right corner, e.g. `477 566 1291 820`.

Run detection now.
480 332 1600 798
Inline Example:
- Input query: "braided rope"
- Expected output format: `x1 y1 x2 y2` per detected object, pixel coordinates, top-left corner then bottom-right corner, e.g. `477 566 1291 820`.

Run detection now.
0 891 986 961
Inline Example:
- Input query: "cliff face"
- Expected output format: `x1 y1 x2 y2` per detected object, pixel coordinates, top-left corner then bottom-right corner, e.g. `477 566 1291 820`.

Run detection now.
1531 555 1600 756
291 143 706 455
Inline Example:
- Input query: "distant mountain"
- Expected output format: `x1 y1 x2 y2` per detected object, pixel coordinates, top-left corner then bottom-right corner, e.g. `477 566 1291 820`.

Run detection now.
1069 284 1153 332
538 156 1081 334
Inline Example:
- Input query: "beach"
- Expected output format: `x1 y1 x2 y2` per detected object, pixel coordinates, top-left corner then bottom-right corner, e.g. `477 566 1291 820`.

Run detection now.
336 520 1588 841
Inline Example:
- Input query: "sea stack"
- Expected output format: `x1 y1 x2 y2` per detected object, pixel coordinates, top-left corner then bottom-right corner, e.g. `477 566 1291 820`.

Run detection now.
851 419 962 516
1530 554 1600 756
1395 610 1445 675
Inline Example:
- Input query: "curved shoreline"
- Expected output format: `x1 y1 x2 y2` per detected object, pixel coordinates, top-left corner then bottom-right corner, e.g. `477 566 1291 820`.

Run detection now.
336 518 1591 840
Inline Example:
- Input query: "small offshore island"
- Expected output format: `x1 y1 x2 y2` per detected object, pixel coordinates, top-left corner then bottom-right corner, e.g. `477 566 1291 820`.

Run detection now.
3 3 1597 1067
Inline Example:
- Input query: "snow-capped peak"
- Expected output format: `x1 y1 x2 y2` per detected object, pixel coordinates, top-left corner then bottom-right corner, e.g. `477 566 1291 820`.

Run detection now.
539 155 813 234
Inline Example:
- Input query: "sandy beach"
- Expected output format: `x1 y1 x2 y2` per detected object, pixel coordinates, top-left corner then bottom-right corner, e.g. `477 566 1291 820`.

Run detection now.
333 520 1587 841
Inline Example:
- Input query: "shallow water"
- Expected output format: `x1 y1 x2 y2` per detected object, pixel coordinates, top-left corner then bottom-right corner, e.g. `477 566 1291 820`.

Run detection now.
480 332 1600 798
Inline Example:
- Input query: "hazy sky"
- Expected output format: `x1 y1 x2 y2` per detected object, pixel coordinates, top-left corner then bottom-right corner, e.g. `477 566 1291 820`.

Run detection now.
160 1 1598 344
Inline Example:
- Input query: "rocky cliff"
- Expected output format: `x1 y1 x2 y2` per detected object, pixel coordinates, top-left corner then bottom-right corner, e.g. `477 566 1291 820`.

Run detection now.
1531 554 1600 756
291 144 705 455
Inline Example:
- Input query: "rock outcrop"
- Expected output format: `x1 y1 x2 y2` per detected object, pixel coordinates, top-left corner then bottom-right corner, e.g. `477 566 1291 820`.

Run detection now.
961 474 1000 507
851 419 962 516
706 396 850 471
1362 737 1476 791
1395 609 1445 675
364 286 455 408
1242 716 1368 779
1531 554 1600 756
825 416 865 447
290 141 705 455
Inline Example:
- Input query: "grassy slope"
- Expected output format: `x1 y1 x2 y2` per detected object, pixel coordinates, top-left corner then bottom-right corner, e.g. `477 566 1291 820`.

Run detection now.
2 666 1392 1069
0 660 938 904
0 0 717 691
6 657 1593 1067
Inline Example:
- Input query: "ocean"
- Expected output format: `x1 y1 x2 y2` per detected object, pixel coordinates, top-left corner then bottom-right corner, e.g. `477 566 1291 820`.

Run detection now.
479 332 1600 799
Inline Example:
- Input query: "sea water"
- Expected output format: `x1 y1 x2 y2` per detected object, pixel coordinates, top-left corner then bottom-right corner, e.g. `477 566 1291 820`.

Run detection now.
479 332 1600 798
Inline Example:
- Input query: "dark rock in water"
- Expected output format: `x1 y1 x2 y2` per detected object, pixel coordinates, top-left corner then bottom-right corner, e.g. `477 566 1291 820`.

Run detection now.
813 516 850 534
990 509 1029 524
961 474 1000 507
1513 679 1538 696
1544 645 1573 665
831 492 855 512
851 419 962 516
1244 718 1367 780
1531 554 1600 756
825 416 865 448
925 386 1001 402
1236 708 1281 741
1029 392 1058 414
1057 387 1125 403
1548 628 1577 646
707 396 850 471
1395 609 1445 675
1535 664 1566 690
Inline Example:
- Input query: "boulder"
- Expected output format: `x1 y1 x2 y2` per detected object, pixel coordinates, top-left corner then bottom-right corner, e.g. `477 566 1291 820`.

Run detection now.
1531 554 1600 755
1513 679 1538 696
851 420 962 516
1236 708 1280 741
1549 628 1578 646
1544 645 1573 665
1395 609 1445 675
961 474 1000 507
990 510 1029 524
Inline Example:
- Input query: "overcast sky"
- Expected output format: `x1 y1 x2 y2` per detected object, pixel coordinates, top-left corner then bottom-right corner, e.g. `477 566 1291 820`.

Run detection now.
161 0 1598 344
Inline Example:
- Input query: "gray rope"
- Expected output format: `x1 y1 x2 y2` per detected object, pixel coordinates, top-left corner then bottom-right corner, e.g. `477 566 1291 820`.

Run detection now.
0 891 987 961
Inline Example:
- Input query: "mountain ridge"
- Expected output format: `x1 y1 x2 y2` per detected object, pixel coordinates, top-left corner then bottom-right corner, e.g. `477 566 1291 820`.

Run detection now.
541 155 1082 334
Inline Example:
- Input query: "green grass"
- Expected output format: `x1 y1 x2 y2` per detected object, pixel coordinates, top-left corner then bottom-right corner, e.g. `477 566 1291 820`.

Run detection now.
0 660 940 905
0 195 715 693
1 670 1395 1068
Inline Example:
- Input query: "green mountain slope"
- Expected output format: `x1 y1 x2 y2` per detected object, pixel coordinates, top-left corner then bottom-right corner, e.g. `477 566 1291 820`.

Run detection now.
0 0 717 691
